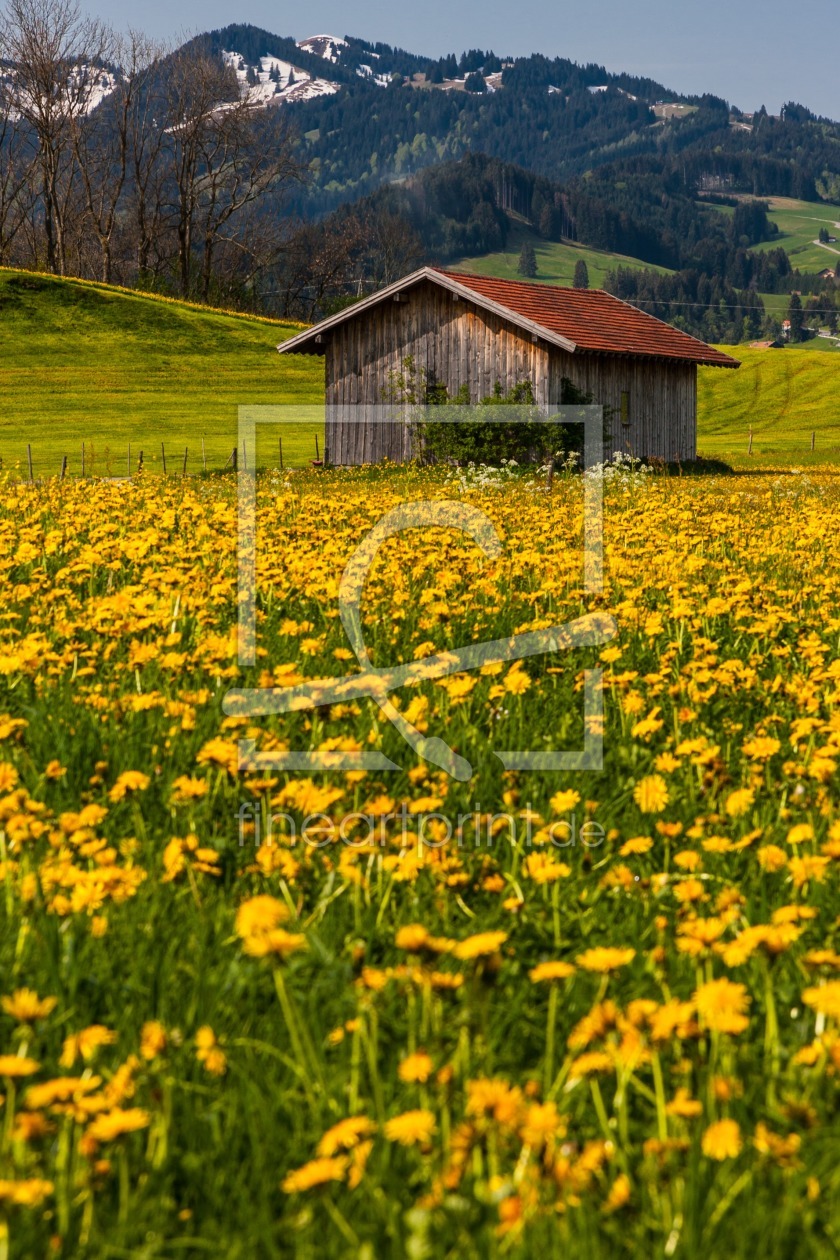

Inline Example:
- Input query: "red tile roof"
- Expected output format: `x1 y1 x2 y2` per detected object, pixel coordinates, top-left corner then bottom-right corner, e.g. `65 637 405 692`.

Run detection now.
435 269 740 368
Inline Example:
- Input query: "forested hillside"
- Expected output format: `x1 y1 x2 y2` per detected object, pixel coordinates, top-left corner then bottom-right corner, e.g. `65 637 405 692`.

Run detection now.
1 12 838 338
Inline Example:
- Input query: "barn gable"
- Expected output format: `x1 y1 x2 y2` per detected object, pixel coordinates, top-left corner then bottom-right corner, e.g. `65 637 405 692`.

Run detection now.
277 267 739 464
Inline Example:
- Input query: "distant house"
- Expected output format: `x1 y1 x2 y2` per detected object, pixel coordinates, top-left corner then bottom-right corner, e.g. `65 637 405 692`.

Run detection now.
818 268 836 281
278 267 740 464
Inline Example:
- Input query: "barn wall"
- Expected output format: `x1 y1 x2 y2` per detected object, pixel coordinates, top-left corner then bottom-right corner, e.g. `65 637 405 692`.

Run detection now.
325 280 551 464
324 280 698 464
547 352 697 463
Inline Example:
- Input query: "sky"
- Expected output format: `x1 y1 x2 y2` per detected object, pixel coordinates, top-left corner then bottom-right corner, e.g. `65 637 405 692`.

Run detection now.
92 0 838 120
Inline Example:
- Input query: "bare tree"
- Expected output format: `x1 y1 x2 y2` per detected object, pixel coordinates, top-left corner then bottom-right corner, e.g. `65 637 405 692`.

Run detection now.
276 216 369 320
72 28 160 283
125 40 172 284
162 48 305 300
162 50 239 299
194 107 302 303
0 82 37 264
0 0 110 274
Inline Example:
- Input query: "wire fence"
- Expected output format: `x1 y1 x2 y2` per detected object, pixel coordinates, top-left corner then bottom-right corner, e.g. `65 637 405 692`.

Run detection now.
1 432 326 483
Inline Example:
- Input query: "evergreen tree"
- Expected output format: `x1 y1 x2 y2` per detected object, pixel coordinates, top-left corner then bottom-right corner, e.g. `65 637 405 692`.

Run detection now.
819 227 830 244
788 292 804 342
573 259 590 288
464 71 486 94
518 241 537 277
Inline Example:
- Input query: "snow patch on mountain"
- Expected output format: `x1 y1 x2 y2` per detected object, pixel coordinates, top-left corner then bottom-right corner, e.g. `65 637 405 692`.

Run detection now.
1 61 119 119
222 49 339 108
356 63 391 87
296 34 348 63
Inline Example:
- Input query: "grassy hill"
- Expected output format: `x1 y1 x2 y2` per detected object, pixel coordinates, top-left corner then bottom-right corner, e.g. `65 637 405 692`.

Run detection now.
698 344 840 464
0 269 324 477
1 268 837 477
450 224 673 288
748 196 840 272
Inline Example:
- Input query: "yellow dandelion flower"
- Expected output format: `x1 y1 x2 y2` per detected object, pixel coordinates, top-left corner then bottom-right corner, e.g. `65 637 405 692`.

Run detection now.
694 978 750 1035
383 1109 436 1146
529 961 576 984
0 1178 54 1207
85 1107 150 1144
1 989 57 1024
666 1088 703 1119
725 788 754 818
139 1021 167 1061
633 775 669 814
575 947 636 974
620 836 654 857
195 1026 227 1076
803 981 840 1021
702 1119 742 1161
550 788 581 814
0 1055 40 1078
282 1157 347 1193
398 1052 434 1083
108 771 150 802
395 924 430 952
316 1115 376 1157
454 931 508 960
60 1026 116 1068
504 668 531 696
235 895 289 938
603 1173 631 1212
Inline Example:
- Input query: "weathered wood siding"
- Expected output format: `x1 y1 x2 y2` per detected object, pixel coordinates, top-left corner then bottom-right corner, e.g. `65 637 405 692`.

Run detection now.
324 279 697 464
548 351 697 463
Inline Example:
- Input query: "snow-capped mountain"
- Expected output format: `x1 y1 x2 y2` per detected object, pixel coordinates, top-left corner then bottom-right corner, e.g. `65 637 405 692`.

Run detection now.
296 34 348 63
218 33 412 110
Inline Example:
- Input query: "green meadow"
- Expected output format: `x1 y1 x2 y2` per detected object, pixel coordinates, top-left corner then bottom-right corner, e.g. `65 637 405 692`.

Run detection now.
750 196 840 272
0 269 324 478
450 226 673 288
1 268 838 475
698 345 840 465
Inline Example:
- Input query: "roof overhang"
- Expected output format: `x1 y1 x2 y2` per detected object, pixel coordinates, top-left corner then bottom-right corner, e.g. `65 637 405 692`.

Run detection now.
276 266 579 356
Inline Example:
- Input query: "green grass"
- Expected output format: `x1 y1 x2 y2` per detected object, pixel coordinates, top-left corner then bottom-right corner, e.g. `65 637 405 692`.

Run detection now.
747 196 840 272
450 224 673 289
698 344 840 464
0 269 325 477
2 268 839 478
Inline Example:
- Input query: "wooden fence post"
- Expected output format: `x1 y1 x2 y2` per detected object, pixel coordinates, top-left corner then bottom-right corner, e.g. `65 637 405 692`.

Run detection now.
27 444 33 482
315 434 320 461
242 441 247 471
60 455 67 479
811 431 816 452
161 442 167 475
127 442 131 476
748 429 753 457
182 447 188 476
279 437 283 470
232 445 238 473
138 450 144 473
81 442 85 478
202 435 207 472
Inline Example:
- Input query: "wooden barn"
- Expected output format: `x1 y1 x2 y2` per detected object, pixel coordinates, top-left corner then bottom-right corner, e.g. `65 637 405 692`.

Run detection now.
277 267 740 463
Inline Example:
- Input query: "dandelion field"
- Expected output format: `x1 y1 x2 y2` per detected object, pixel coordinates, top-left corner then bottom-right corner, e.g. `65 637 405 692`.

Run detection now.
1 463 840 1256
